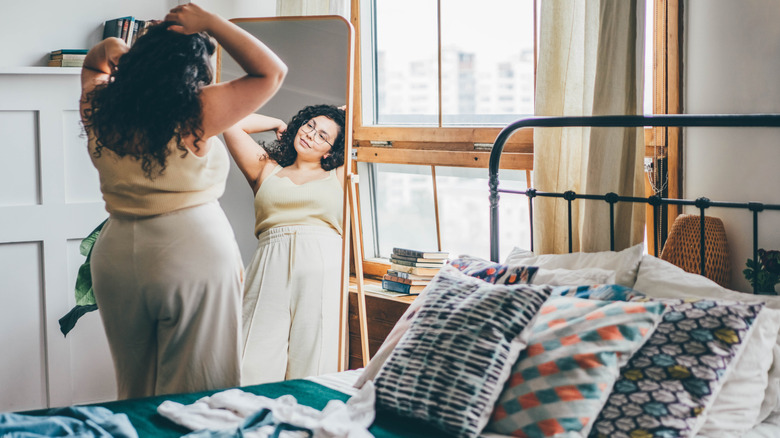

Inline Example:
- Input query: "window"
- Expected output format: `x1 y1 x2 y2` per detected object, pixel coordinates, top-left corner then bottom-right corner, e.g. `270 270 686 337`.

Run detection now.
351 0 539 275
366 0 536 127
350 0 680 274
358 162 531 263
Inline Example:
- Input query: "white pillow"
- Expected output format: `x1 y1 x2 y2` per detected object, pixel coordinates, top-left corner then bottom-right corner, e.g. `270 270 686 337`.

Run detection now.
531 267 616 286
633 254 780 310
633 254 780 431
760 346 780 423
505 243 644 288
696 307 780 437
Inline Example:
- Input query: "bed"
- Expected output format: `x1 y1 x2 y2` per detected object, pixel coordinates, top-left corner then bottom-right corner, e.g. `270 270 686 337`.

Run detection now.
7 114 780 438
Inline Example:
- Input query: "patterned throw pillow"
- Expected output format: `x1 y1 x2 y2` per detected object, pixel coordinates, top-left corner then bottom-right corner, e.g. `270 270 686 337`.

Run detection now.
373 264 552 438
354 255 539 390
450 255 539 284
487 296 666 437
553 283 646 301
589 298 764 438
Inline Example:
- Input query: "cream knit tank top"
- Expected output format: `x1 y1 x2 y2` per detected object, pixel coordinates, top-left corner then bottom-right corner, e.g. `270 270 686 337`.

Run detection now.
88 136 229 217
253 165 343 237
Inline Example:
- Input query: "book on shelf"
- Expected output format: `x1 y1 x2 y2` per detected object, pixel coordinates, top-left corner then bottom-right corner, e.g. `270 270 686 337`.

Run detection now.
392 247 449 260
388 257 445 268
389 263 441 276
383 273 430 286
385 270 434 281
363 283 409 298
120 16 132 41
50 54 88 61
48 59 85 67
50 49 89 56
103 16 150 46
48 50 87 67
103 17 123 39
381 279 425 295
388 253 448 264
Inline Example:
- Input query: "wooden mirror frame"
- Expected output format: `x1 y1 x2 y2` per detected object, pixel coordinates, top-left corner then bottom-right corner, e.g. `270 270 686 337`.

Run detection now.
216 15 356 371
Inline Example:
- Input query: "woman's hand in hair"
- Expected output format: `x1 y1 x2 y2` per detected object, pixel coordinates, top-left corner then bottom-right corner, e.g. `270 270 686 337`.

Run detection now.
164 2 215 35
274 121 287 140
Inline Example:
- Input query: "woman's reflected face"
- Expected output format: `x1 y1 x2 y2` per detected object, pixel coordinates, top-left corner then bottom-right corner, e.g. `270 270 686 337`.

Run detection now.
294 115 340 159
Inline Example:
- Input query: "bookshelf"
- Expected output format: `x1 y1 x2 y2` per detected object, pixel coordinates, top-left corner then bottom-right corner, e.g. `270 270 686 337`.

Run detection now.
0 67 82 75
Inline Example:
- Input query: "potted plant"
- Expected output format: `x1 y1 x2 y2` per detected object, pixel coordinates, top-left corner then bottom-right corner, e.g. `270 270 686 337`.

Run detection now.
744 248 780 295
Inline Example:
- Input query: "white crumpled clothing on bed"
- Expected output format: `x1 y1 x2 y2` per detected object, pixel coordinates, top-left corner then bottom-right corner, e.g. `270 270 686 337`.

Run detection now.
157 381 375 437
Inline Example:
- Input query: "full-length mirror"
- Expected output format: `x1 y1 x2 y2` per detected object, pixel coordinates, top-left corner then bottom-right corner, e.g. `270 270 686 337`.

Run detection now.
217 16 354 384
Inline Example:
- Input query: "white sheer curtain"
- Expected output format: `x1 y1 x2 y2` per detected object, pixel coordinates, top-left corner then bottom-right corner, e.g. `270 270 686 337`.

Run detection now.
277 0 349 18
533 0 645 254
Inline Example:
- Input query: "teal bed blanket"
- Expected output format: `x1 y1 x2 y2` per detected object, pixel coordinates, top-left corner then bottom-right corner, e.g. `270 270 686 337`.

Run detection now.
22 379 445 437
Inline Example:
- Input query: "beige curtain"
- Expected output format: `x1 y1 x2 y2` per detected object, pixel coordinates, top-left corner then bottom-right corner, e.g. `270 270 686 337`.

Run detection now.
533 0 645 254
277 0 349 17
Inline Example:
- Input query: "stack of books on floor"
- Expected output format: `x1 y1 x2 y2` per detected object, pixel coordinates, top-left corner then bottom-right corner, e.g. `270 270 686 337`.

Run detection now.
48 49 88 67
382 247 449 295
103 16 152 46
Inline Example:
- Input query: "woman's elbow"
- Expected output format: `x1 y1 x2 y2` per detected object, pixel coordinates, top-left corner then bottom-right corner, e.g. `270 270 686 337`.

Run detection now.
272 63 288 87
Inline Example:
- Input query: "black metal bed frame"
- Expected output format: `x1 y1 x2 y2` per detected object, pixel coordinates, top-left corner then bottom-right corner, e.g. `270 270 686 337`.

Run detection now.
488 114 780 293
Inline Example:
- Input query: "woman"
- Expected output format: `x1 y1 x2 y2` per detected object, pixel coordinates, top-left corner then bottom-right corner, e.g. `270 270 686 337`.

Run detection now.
80 3 287 399
222 105 346 385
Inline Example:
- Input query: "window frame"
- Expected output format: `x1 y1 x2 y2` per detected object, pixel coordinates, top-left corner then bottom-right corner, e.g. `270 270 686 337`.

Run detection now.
349 0 682 277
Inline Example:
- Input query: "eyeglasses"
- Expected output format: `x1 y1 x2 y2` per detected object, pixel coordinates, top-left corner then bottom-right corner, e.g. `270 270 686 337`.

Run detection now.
300 120 333 147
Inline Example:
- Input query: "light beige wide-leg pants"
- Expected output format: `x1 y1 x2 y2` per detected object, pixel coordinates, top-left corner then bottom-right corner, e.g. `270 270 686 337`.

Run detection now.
91 201 243 399
241 225 342 385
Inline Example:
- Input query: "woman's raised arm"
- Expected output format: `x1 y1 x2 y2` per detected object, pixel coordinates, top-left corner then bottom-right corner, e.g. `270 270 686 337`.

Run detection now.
80 38 129 112
223 114 285 192
165 3 288 139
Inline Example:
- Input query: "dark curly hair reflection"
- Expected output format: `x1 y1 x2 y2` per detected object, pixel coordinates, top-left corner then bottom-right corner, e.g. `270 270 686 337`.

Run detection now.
81 22 216 179
262 105 346 171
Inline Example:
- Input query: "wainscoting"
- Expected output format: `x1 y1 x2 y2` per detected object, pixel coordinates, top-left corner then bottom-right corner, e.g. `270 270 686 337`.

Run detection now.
0 67 114 411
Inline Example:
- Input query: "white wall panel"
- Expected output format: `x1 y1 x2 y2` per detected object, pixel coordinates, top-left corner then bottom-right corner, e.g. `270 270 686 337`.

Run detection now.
0 241 45 412
0 111 40 207
63 110 102 204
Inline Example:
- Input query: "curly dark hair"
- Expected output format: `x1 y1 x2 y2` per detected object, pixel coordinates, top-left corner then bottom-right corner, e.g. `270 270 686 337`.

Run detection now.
81 22 216 179
262 104 346 171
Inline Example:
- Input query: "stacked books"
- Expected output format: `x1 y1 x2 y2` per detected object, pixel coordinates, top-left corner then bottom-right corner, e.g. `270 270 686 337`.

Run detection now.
382 247 449 295
48 49 88 67
103 16 152 46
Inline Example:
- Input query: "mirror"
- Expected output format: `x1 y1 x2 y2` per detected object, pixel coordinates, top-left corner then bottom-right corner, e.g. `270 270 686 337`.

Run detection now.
216 16 354 380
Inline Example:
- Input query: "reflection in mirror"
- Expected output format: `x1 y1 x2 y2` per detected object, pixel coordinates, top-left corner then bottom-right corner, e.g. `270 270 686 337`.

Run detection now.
217 16 353 385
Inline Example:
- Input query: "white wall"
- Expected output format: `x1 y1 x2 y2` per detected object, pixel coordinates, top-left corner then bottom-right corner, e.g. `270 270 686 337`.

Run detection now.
684 0 780 292
0 0 276 68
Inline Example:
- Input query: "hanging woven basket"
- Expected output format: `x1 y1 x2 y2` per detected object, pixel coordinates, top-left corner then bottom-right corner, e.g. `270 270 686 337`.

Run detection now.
660 214 731 288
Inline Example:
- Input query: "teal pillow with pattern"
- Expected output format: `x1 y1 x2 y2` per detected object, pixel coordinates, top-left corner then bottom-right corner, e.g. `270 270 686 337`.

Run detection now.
487 296 666 437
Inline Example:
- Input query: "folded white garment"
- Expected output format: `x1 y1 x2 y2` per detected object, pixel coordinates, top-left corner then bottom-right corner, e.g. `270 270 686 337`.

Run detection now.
157 381 375 438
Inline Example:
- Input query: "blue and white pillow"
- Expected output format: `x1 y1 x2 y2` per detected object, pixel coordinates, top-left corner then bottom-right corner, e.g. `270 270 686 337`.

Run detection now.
374 264 553 438
553 283 646 301
450 255 539 285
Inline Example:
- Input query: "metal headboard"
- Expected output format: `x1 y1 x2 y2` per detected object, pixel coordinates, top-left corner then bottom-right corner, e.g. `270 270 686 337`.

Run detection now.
488 114 780 293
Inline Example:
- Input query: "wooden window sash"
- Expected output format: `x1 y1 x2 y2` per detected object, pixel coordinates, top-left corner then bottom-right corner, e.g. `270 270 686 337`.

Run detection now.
645 0 682 255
